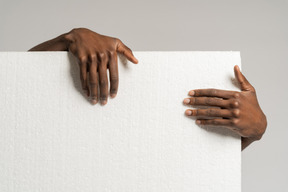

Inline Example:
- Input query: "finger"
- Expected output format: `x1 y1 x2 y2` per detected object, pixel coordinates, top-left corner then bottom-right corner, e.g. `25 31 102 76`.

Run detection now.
234 65 254 91
79 58 89 96
108 51 119 98
98 53 109 105
116 39 138 64
88 56 98 105
183 97 230 108
185 108 232 118
189 89 238 99
196 119 232 126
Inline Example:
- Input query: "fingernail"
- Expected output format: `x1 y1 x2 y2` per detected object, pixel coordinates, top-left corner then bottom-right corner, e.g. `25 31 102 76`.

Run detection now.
100 100 107 105
185 110 192 116
183 98 190 104
196 120 201 124
91 99 98 105
189 90 195 96
110 93 117 98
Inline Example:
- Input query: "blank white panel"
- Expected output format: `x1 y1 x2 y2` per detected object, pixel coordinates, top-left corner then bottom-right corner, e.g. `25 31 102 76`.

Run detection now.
0 52 241 192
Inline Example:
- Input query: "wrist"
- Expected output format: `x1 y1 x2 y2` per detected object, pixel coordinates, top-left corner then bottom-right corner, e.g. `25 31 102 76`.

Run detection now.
250 114 267 141
61 32 74 51
29 30 75 52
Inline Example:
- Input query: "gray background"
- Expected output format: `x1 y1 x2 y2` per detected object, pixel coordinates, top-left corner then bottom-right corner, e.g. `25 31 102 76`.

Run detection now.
0 0 287 191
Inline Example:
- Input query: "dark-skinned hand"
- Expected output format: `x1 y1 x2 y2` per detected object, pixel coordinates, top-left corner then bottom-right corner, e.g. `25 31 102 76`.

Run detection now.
29 28 138 105
183 65 267 150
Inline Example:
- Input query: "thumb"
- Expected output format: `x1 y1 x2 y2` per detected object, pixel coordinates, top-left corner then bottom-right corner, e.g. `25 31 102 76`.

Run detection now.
116 39 138 64
234 65 254 91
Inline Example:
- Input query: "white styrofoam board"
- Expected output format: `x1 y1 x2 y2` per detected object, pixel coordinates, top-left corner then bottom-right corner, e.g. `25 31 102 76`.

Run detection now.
0 52 241 192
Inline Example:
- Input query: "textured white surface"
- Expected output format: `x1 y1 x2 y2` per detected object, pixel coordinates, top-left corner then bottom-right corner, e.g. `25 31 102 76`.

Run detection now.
0 52 241 192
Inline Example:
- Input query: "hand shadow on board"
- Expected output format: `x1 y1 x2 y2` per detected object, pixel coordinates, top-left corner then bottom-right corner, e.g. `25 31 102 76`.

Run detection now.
186 114 240 140
68 53 89 103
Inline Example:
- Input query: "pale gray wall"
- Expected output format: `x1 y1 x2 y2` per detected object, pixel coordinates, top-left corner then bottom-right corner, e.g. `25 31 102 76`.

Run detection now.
1 0 287 191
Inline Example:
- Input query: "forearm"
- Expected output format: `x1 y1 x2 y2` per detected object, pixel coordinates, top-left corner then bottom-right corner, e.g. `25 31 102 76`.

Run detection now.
28 33 70 51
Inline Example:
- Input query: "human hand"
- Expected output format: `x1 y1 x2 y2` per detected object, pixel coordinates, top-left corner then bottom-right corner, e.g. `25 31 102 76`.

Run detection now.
29 28 138 105
66 28 138 105
183 65 267 150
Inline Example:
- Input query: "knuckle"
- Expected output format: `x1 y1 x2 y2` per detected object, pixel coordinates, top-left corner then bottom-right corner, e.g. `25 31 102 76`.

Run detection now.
206 109 215 116
90 95 98 100
91 97 98 101
207 89 213 95
100 79 108 86
212 120 219 125
100 97 107 101
89 54 97 62
233 92 240 99
107 50 115 57
99 52 105 59
231 118 239 126
205 98 214 105
98 53 108 62
193 97 198 105
200 120 206 125
100 93 108 100
89 81 98 87
193 90 199 96
110 76 118 84
230 100 239 108
79 55 87 64
211 89 218 95
190 97 196 105
232 109 241 117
